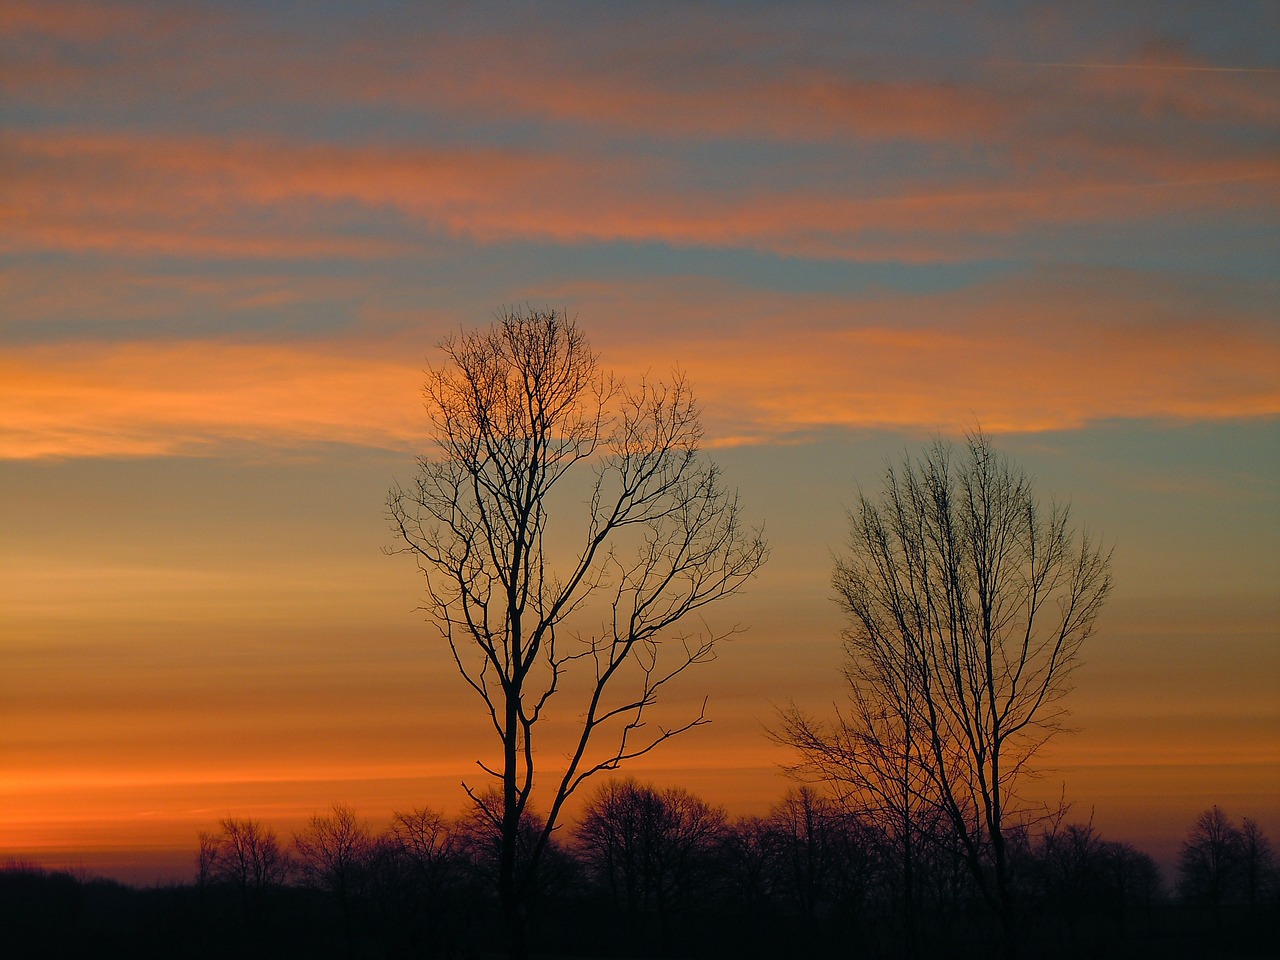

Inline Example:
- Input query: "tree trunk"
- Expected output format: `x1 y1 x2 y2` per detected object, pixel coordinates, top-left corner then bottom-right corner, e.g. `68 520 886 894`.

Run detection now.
500 681 529 960
901 819 917 959
993 837 1018 960
501 889 529 960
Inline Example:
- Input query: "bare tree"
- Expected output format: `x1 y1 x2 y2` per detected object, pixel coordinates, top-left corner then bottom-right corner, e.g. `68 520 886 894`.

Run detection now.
1238 817 1277 914
718 815 779 918
778 654 935 955
196 830 221 894
210 817 290 922
778 433 1111 957
368 807 472 960
388 308 767 959
1178 805 1243 926
575 778 727 944
1099 840 1160 936
455 789 575 899
293 803 373 948
1027 817 1107 943
386 806 465 896
767 787 844 923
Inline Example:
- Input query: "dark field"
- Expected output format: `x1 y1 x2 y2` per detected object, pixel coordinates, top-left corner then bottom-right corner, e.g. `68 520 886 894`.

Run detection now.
4 858 1276 960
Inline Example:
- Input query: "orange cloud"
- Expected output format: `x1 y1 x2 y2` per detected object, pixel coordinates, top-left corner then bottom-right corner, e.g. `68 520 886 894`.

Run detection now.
0 4 1011 146
564 272 1280 438
664 319 1278 439
5 130 1276 265
5 269 1276 460
393 53 1013 144
9 2 1273 152
0 339 428 458
0 0 157 41
377 24 1279 146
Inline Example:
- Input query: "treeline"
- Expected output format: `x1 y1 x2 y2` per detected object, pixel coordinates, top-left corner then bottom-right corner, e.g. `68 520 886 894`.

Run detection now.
3 784 1276 960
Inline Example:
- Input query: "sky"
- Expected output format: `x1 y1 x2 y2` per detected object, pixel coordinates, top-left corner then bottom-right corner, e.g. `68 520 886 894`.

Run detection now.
2 0 1278 885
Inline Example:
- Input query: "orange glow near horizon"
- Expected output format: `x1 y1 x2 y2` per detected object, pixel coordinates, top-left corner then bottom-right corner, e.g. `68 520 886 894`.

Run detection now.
4 584 1277 880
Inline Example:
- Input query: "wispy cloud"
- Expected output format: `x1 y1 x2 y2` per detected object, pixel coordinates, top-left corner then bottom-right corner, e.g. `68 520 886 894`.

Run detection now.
6 130 1275 266
4 1 1275 278
0 339 427 458
7 269 1276 459
575 273 1280 439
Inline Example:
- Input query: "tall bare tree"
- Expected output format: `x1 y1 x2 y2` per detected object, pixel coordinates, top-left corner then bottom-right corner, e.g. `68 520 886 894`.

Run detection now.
780 433 1111 956
388 308 766 958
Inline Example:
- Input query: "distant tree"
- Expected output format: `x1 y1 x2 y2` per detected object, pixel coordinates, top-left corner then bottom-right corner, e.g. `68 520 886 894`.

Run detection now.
367 807 473 960
210 817 290 921
718 815 780 918
196 830 221 893
1238 817 1277 914
293 803 373 947
1028 818 1108 942
778 433 1112 958
388 308 766 959
455 788 579 927
777 671 934 955
766 788 848 924
1017 814 1161 951
574 778 727 944
1178 806 1243 925
1099 840 1160 936
386 805 466 899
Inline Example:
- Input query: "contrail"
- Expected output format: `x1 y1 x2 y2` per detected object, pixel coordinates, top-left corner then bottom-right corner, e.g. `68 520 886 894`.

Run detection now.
992 60 1280 75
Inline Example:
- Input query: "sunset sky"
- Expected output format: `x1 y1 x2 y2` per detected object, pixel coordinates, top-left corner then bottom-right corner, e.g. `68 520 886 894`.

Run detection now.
2 1 1278 885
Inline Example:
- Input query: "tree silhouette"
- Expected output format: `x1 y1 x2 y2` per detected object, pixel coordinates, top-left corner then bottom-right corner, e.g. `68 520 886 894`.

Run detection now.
718 815 779 920
385 805 465 900
1098 839 1160 938
207 817 290 924
388 309 765 958
369 807 473 960
292 804 373 953
767 788 845 924
1178 805 1243 928
1237 816 1277 915
778 433 1111 958
575 778 726 946
777 656 936 955
1027 817 1106 942
197 830 221 893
